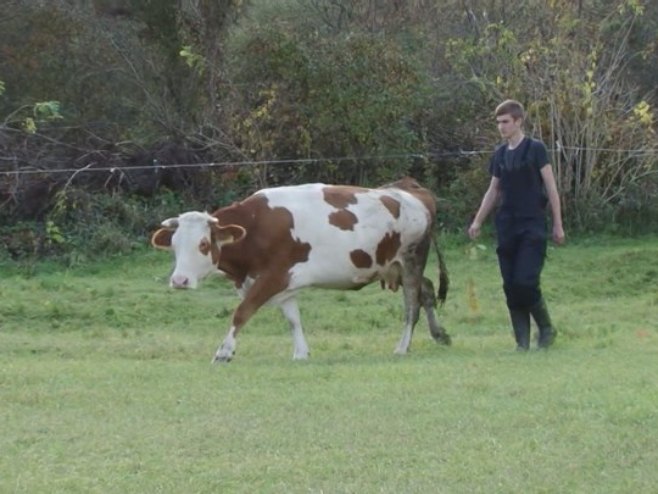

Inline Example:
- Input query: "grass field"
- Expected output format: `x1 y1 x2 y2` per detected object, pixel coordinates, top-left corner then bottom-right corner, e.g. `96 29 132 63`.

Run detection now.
1 235 657 493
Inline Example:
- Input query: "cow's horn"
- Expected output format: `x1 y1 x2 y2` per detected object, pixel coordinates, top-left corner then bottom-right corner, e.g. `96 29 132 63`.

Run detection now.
161 217 179 228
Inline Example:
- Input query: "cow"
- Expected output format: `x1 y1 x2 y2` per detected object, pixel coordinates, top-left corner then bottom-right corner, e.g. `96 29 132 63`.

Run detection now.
150 177 451 363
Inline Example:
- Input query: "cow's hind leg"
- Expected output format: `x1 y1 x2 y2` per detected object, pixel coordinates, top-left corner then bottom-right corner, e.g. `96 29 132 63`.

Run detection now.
394 272 422 355
279 297 310 360
420 277 451 345
395 237 434 355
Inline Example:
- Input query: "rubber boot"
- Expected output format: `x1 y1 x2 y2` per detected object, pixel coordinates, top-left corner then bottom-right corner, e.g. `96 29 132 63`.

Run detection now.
509 308 530 351
530 297 555 349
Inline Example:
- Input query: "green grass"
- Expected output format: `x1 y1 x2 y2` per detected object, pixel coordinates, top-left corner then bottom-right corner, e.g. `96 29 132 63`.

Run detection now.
1 236 657 493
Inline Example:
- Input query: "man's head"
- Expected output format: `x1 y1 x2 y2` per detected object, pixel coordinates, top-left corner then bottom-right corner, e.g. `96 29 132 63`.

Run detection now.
495 99 525 141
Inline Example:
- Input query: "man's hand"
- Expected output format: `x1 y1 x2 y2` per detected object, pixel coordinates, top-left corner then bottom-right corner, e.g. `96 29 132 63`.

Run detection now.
552 224 565 245
468 178 499 241
468 221 481 240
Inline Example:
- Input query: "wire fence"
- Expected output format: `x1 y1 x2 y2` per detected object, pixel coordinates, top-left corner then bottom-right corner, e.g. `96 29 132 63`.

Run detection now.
0 144 656 178
0 151 481 178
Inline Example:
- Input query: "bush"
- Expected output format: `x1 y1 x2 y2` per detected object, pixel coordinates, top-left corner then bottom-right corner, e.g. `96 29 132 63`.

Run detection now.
225 11 433 186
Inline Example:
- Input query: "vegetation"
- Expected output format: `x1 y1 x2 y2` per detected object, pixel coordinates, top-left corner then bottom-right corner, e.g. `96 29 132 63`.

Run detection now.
1 236 656 492
1 0 657 263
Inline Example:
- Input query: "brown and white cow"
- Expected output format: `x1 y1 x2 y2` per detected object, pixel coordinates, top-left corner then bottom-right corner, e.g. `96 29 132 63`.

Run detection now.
151 177 450 363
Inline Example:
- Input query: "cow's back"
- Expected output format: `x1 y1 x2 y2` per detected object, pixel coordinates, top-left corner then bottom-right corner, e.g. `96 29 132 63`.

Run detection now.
255 183 433 289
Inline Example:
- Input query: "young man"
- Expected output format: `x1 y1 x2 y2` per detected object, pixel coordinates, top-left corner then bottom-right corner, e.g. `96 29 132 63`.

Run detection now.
468 99 565 350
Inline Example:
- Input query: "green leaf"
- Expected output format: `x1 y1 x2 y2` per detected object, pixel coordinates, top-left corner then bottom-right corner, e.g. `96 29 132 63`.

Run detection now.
33 101 63 120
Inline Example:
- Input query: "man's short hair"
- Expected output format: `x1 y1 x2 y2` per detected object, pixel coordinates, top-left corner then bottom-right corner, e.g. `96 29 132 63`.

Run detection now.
495 99 525 120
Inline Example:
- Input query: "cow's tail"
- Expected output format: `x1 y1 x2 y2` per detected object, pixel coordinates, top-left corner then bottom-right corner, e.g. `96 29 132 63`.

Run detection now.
432 233 449 306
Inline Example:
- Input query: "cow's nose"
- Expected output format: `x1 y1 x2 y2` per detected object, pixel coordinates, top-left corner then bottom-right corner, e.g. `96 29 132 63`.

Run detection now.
171 274 190 289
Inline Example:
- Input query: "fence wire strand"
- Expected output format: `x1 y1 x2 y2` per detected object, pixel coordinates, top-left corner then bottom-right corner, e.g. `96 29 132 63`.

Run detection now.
0 145 656 178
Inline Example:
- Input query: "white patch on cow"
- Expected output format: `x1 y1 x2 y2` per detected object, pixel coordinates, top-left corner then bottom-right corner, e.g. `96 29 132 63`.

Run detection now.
168 211 218 289
394 315 415 355
261 184 430 290
279 298 309 360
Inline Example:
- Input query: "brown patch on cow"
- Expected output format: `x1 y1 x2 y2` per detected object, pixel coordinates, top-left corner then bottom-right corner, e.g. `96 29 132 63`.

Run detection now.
286 231 312 270
217 195 311 333
329 209 358 231
350 249 373 269
380 195 401 219
375 231 401 266
199 237 211 256
385 176 437 217
322 186 367 209
231 269 292 331
386 176 423 191
324 186 368 231
213 194 311 286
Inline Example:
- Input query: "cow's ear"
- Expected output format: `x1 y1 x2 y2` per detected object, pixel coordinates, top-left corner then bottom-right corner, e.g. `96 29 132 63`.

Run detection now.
212 224 246 246
151 228 174 250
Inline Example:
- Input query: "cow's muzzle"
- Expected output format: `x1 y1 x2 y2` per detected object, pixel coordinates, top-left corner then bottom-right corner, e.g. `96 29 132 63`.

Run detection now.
171 274 191 289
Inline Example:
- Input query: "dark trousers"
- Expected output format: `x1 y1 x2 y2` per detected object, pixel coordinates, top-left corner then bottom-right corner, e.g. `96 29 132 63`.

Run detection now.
495 214 547 310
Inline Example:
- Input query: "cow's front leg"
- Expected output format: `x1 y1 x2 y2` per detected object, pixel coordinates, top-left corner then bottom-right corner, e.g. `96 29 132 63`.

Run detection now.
279 298 309 360
213 327 237 363
212 272 288 364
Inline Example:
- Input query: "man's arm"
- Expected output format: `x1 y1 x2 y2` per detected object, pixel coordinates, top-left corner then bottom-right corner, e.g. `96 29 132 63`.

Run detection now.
540 164 565 245
468 176 500 240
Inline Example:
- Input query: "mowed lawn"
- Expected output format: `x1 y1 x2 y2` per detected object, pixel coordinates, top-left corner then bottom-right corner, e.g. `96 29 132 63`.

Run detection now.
1 236 657 493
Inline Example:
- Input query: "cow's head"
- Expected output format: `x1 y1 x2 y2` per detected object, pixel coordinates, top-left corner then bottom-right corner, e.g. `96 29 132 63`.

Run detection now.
151 211 246 289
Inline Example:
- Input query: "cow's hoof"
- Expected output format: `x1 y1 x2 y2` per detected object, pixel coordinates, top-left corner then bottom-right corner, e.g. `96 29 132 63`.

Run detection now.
431 328 452 346
439 334 452 346
292 349 310 360
212 350 235 364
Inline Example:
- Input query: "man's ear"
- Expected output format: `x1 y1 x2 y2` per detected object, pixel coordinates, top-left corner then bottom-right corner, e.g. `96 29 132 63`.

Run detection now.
151 228 174 250
211 224 246 247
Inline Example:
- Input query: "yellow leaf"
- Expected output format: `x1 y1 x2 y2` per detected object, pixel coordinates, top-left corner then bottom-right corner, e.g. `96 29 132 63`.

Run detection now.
23 117 37 134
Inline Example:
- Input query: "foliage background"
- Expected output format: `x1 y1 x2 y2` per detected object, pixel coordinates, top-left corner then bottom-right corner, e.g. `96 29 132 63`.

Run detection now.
1 0 657 262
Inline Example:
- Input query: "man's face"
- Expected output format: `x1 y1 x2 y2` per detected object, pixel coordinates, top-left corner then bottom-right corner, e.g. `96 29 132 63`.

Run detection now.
496 114 522 140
